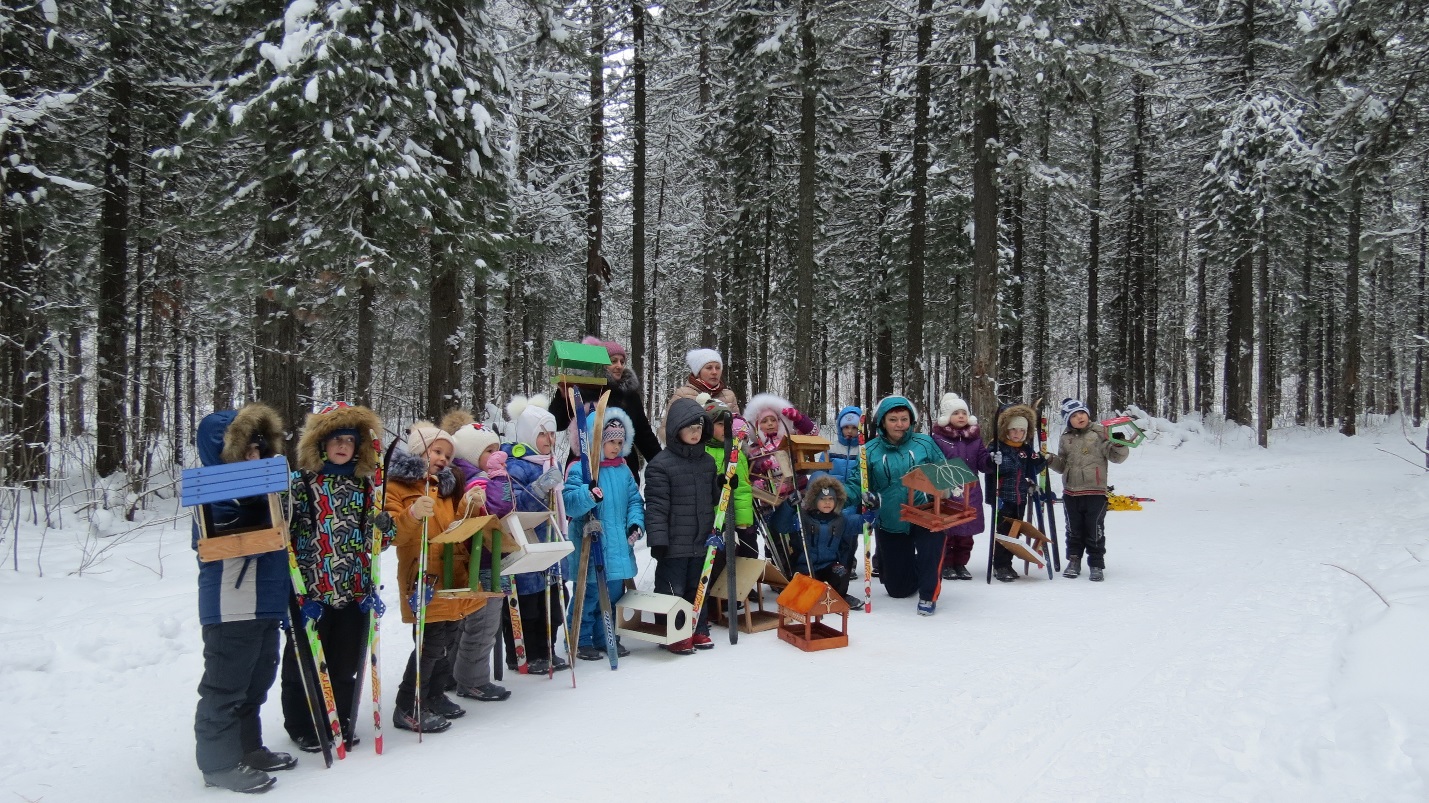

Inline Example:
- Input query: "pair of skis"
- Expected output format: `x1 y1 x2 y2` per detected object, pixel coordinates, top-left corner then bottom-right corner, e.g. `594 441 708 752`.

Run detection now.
691 421 743 643
566 387 619 671
857 414 873 612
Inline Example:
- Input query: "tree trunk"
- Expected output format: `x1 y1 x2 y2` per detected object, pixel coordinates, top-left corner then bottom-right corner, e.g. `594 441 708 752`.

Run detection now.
907 0 934 411
874 24 894 400
1085 103 1102 416
970 15 999 427
790 0 818 413
585 0 606 336
1296 223 1314 424
698 0 717 348
1032 97 1050 400
630 0 647 378
254 171 304 437
1256 221 1271 446
96 0 133 479
1341 173 1363 436
1414 194 1426 428
213 334 233 411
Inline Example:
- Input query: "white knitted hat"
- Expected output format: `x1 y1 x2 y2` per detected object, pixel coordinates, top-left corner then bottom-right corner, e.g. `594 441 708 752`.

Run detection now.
405 421 455 456
451 423 500 464
686 348 723 376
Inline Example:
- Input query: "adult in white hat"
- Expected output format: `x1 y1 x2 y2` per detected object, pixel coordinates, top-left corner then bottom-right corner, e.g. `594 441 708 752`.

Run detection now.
663 347 740 440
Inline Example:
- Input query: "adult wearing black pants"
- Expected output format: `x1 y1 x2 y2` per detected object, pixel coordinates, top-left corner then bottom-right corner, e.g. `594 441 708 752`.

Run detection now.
844 395 950 616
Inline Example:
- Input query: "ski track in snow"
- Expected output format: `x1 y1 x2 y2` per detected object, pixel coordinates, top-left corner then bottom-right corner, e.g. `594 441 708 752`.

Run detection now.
2 424 1426 802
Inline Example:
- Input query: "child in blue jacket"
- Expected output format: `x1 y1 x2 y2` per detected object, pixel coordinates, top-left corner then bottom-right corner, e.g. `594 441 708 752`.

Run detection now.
562 407 645 660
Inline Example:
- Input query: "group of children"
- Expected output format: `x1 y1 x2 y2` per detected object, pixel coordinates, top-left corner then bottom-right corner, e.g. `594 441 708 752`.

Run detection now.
190 344 1131 793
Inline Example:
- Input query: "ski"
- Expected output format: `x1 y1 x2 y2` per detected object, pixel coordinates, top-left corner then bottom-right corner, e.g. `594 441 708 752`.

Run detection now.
691 427 744 628
282 610 333 767
1037 409 1062 572
722 418 738 645
588 521 620 666
354 430 392 755
858 413 873 612
284 542 347 761
566 386 617 671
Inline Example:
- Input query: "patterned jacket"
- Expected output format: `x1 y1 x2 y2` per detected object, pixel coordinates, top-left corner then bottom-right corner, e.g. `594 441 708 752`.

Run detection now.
289 472 394 608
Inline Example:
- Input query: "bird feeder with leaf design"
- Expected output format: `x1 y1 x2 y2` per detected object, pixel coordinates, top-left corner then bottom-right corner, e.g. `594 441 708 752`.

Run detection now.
898 459 979 532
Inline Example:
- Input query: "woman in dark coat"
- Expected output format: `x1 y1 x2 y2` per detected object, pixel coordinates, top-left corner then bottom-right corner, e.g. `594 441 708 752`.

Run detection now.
550 337 661 478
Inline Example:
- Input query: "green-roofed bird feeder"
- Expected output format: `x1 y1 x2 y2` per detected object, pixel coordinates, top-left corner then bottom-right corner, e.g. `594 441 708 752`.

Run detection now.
1100 414 1147 448
898 459 980 531
547 340 612 390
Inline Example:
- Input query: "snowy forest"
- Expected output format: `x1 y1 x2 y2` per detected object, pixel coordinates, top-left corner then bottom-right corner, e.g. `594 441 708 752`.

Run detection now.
3 0 1428 505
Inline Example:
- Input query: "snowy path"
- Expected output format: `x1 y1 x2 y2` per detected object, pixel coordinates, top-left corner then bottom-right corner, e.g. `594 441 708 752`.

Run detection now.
3 423 1426 802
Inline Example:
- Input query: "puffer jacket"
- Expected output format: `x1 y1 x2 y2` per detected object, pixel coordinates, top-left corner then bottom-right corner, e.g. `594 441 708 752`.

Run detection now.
930 420 992 538
986 404 1045 507
705 437 754 528
562 408 645 581
843 396 946 535
1047 421 1129 496
383 449 485 624
793 475 857 573
193 405 291 625
824 405 863 485
645 398 717 559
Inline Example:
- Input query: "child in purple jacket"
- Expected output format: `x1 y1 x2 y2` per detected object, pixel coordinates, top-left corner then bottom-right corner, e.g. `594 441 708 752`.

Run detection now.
929 393 993 581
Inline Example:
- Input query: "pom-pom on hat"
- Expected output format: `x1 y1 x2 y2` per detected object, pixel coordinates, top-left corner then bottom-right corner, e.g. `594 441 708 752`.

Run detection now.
405 421 455 456
1060 397 1092 426
686 348 723 376
935 393 970 426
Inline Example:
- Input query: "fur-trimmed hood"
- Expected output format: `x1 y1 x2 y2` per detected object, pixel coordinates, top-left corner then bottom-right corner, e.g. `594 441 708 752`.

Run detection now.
592 406 637 459
932 419 981 443
296 404 381 476
802 475 848 512
219 402 285 465
995 403 1037 443
386 447 462 498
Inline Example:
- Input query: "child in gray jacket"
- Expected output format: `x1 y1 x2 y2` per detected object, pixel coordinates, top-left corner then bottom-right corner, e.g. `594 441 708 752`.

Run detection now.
1046 398 1130 582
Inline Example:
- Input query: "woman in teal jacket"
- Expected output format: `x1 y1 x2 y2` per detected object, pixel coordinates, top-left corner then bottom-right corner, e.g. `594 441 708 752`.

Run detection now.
562 407 645 659
843 395 949 615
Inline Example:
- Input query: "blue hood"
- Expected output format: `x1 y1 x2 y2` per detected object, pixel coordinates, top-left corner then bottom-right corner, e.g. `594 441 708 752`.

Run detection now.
197 410 238 467
835 406 862 447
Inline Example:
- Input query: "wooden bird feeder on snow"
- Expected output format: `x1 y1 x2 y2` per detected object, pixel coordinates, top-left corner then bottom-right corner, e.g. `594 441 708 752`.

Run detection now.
776 573 850 652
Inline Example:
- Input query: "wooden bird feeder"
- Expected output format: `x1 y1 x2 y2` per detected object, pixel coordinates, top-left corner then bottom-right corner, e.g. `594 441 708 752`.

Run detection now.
899 459 979 532
1100 415 1146 448
181 456 291 563
547 340 612 389
615 591 694 646
497 511 574 575
750 449 796 507
783 434 832 472
996 517 1053 574
709 557 782 634
426 513 509 599
776 573 850 652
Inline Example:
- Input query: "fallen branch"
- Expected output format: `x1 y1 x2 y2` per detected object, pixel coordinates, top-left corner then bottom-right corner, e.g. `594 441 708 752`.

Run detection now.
1375 447 1428 472
1322 563 1391 608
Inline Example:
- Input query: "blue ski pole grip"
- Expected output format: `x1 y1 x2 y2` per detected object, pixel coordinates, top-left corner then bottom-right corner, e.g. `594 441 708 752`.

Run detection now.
360 593 387 618
299 599 325 623
705 532 725 550
407 576 435 610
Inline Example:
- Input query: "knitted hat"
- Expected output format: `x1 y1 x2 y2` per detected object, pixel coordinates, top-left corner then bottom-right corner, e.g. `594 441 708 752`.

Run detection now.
1005 415 1029 432
686 347 723 376
405 421 455 456
581 335 627 360
935 393 970 426
507 394 556 449
602 417 626 444
837 407 862 429
1060 397 1091 426
451 422 500 464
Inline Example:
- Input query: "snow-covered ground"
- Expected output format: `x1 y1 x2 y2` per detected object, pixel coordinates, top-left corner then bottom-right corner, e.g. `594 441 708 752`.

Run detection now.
3 419 1427 802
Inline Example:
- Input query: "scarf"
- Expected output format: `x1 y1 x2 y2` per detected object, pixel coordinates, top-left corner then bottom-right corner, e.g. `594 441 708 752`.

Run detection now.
688 374 727 396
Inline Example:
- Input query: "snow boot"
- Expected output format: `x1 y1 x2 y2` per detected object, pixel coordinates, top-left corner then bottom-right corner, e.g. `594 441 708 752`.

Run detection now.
1063 556 1082 579
392 706 450 734
550 655 571 671
242 747 296 772
425 694 466 720
916 599 936 616
842 593 865 611
941 565 958 581
1089 566 1104 582
576 645 605 661
692 632 714 650
952 564 973 580
456 682 511 702
615 638 630 658
993 565 1018 583
202 764 276 794
289 733 323 755
665 637 696 655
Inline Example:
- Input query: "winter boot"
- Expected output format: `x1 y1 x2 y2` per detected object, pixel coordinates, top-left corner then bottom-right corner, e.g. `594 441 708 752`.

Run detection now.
916 599 936 616
692 632 714 650
202 764 276 794
392 706 450 734
242 747 296 772
993 565 1018 583
289 733 323 755
615 637 630 658
941 565 958 581
550 655 571 671
665 637 696 655
1063 556 1082 579
842 593 865 611
1089 566 1104 582
576 645 606 661
425 694 466 720
456 682 511 702
952 564 973 580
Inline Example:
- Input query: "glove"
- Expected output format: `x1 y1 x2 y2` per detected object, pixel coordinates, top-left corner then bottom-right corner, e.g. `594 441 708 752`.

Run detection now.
650 545 668 560
830 563 848 579
991 452 1003 466
782 407 798 420
484 451 509 478
590 486 604 502
374 512 394 532
627 526 643 545
463 486 486 512
408 495 436 520
531 466 563 496
705 532 725 550
728 474 740 490
716 474 728 490
861 492 879 510
862 509 878 525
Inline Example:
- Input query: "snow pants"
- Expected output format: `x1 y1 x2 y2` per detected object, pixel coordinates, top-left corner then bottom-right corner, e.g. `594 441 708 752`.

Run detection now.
573 578 626 648
453 602 504 692
654 555 712 635
877 524 947 602
279 601 367 744
943 532 975 567
1063 494 1109 569
195 618 279 773
395 620 460 713
813 564 851 598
